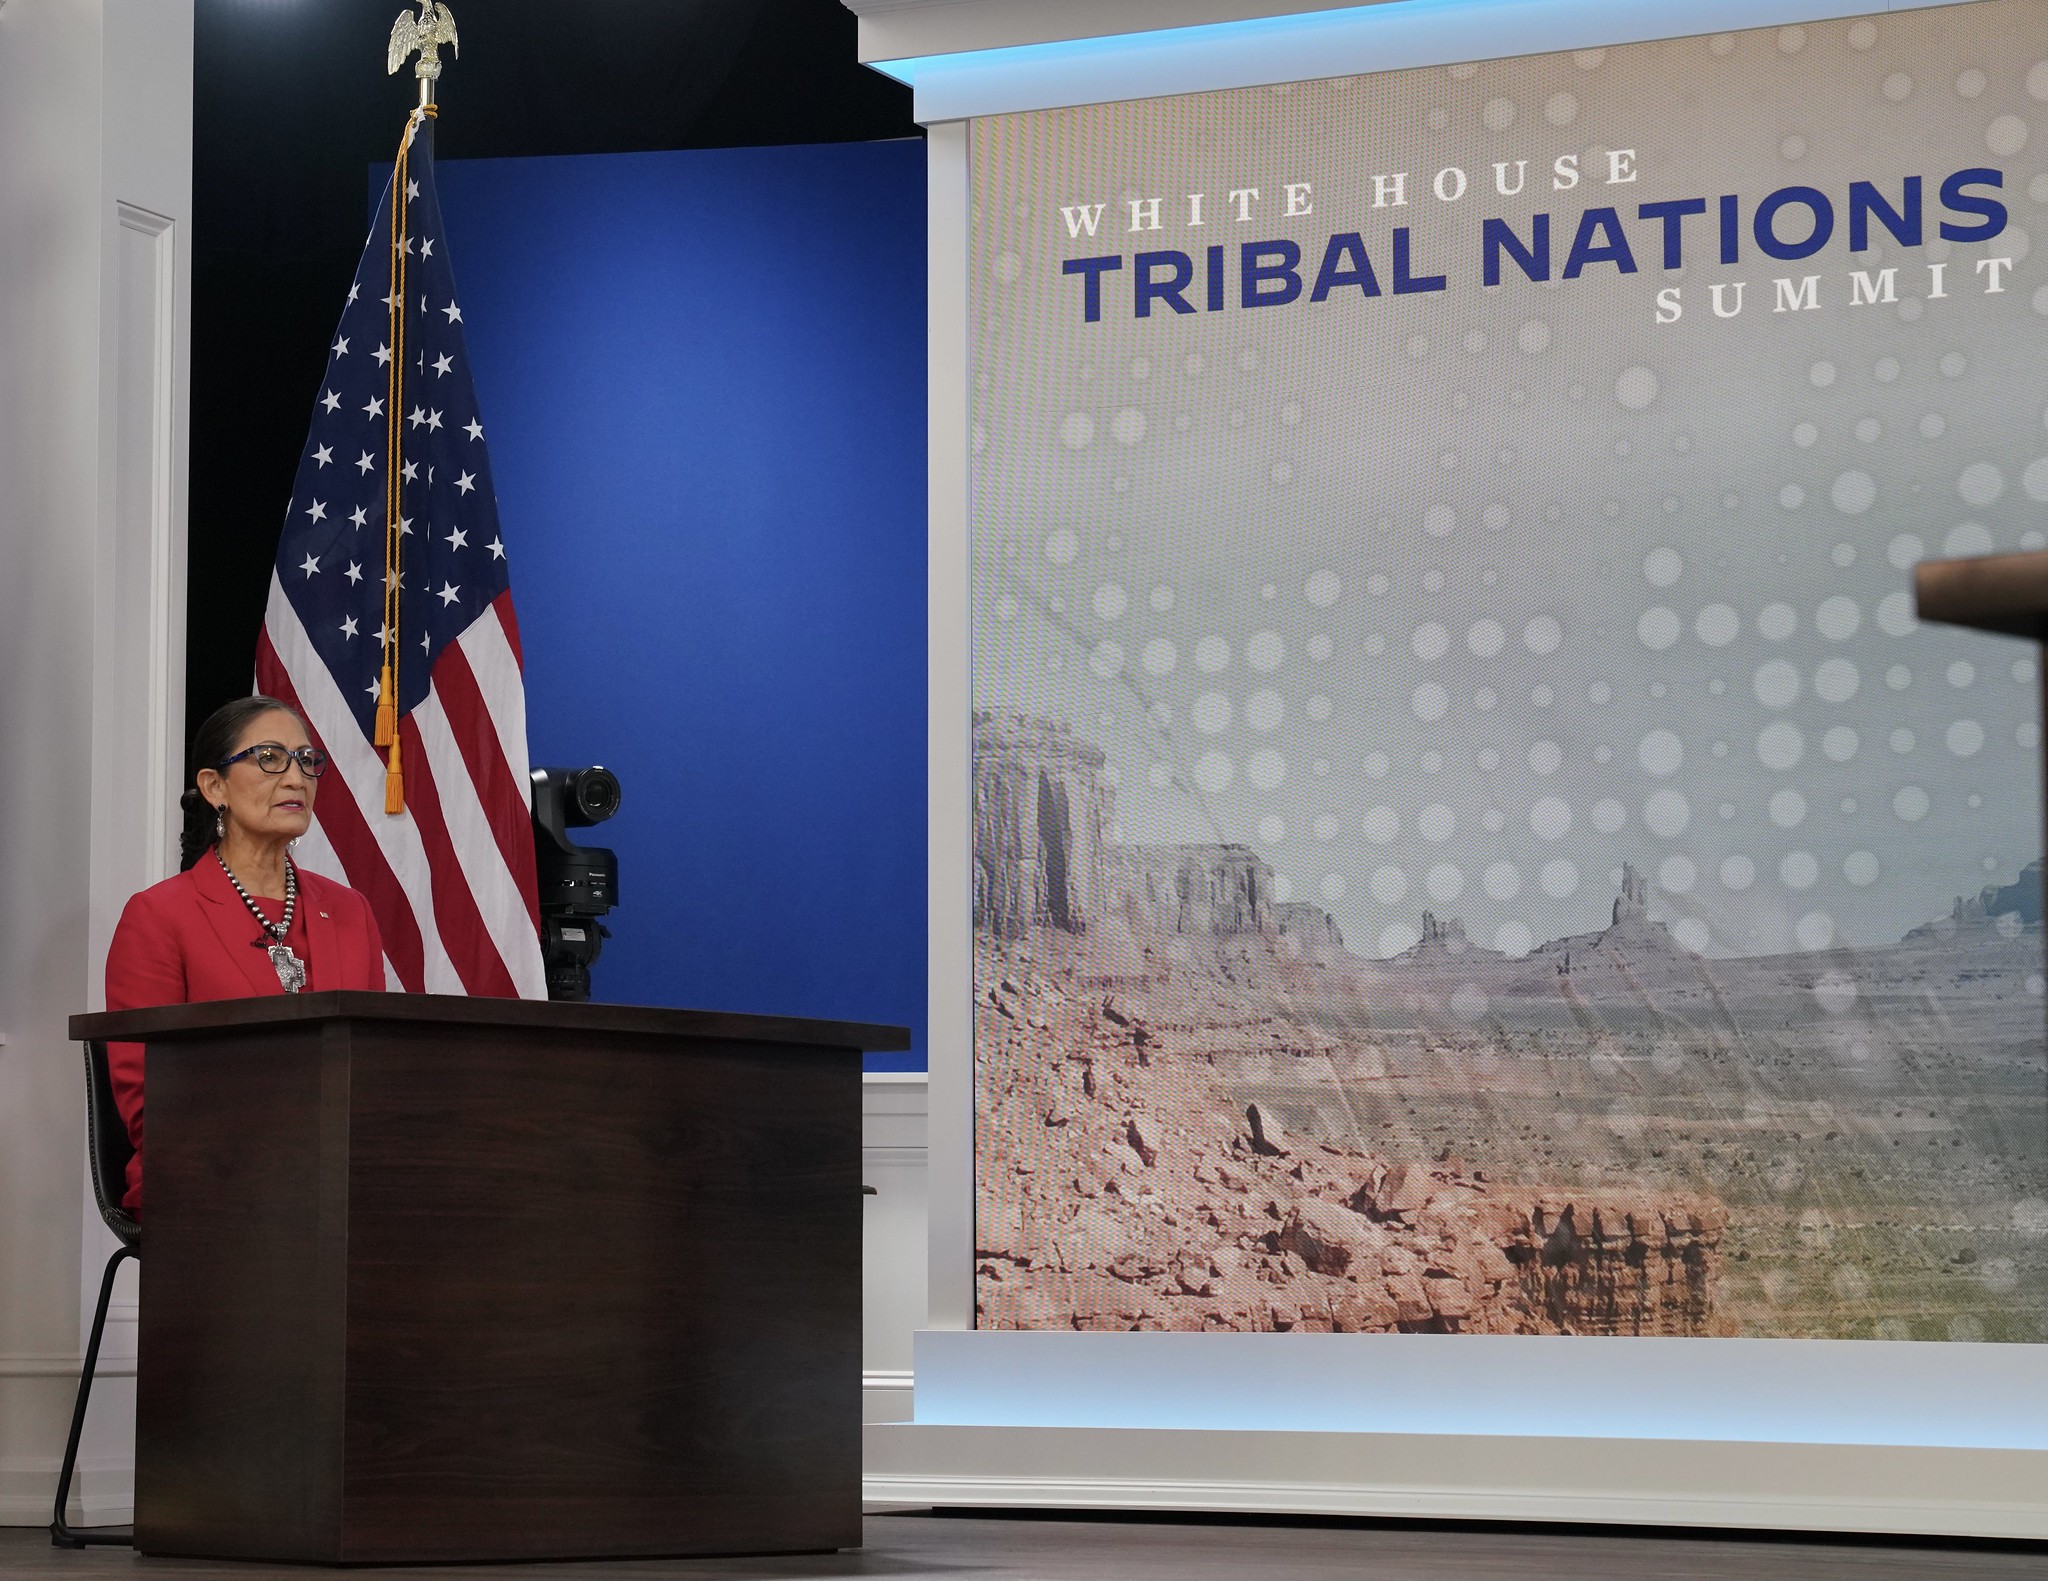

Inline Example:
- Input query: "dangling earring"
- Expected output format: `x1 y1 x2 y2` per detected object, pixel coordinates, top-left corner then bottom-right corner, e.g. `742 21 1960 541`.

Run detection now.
214 805 226 840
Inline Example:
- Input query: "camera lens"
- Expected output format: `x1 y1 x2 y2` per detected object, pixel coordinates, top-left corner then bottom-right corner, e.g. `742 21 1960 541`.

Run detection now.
570 766 621 823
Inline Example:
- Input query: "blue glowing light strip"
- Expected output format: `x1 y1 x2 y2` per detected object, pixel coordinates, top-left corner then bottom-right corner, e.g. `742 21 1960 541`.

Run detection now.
915 1330 2048 1449
872 0 1929 122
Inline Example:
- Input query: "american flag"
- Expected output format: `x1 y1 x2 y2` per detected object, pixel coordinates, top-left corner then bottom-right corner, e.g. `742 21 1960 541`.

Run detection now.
256 110 546 998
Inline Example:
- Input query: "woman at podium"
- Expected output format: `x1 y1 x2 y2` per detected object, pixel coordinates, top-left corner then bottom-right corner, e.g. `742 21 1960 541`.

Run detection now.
104 696 386 1212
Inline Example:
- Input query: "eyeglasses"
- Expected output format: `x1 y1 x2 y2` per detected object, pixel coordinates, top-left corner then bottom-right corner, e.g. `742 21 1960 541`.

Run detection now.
218 743 330 779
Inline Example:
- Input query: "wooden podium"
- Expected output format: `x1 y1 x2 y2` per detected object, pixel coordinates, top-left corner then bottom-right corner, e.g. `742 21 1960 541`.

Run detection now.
67 991 909 1565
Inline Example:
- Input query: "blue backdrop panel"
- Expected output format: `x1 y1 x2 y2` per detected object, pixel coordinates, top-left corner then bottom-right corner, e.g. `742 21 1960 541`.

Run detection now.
426 140 927 1068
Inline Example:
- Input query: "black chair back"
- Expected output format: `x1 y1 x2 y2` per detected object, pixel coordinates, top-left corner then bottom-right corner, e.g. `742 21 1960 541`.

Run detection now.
82 1041 139 1248
52 1041 141 1546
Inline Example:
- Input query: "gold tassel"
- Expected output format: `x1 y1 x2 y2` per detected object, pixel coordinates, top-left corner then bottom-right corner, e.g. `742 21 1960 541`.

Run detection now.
384 733 405 814
374 668 397 747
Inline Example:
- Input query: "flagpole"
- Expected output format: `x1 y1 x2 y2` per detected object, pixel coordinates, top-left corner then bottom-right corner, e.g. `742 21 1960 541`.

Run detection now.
378 3 459 812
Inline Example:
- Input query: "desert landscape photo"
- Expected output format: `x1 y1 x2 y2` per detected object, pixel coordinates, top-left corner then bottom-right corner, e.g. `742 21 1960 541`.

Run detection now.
973 712 2047 1339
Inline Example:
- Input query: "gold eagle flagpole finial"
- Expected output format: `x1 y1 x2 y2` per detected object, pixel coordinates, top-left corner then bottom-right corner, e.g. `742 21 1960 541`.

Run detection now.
387 2 459 108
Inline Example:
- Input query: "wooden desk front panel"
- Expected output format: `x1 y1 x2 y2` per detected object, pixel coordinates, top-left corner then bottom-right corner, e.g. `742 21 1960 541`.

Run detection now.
338 1022 862 1561
137 1019 862 1563
136 1023 352 1560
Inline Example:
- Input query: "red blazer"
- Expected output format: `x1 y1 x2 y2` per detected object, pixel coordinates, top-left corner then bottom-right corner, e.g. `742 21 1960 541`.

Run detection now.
104 859 387 1212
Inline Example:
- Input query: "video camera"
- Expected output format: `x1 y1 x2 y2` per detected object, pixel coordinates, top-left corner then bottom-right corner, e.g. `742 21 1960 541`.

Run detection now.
530 764 621 1002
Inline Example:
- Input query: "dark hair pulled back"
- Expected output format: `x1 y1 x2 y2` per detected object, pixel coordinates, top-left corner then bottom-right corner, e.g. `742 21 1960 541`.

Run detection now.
178 695 310 871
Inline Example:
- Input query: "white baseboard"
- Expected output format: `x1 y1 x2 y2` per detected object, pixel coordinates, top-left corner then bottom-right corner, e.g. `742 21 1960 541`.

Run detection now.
0 1453 133 1529
864 1368 915 1424
862 1423 2048 1540
0 1365 136 1529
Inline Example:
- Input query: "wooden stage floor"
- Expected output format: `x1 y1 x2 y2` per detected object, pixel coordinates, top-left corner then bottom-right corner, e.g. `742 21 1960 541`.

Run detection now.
7 1509 2041 1579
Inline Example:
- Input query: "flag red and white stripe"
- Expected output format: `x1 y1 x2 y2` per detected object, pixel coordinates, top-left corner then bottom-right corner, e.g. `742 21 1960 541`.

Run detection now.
259 586 545 996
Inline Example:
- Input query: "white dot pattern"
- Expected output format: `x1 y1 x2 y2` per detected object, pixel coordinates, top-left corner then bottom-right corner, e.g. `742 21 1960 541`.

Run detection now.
970 14 2047 1016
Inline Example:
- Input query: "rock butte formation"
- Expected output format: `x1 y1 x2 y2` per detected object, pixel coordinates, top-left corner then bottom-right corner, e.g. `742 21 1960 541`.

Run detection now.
1117 843 1272 937
973 711 1113 938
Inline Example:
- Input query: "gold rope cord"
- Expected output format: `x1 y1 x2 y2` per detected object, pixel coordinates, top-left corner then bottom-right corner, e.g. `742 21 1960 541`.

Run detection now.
374 107 434 813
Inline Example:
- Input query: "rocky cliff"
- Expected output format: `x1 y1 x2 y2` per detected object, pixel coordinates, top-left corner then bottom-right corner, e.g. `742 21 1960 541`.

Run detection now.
1904 858 2044 941
1273 901 1347 958
1114 843 1273 937
972 711 1113 937
974 942 1727 1335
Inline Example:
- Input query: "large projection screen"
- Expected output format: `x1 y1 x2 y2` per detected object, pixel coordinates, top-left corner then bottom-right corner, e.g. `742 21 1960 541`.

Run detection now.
965 0 2047 1347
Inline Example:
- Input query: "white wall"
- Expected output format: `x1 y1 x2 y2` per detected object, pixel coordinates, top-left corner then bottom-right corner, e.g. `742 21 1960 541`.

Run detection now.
863 1075 930 1422
0 0 192 1526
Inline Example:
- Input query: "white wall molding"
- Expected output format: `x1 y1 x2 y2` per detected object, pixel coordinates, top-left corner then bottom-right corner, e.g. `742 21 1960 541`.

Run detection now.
863 1367 917 1425
0 1355 135 1380
863 1073 930 1422
863 1070 931 1149
109 197 184 895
